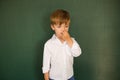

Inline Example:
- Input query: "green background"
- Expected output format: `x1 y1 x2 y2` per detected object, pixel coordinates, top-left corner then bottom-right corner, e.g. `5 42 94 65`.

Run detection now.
0 0 120 80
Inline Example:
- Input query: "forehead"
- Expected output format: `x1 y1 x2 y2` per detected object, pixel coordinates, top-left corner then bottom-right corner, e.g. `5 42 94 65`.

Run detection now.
54 23 66 26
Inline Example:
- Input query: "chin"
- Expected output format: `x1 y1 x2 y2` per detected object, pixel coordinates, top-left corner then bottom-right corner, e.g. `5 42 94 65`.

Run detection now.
58 35 62 38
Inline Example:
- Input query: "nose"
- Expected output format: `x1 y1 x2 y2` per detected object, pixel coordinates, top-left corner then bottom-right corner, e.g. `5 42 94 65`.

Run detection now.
62 26 65 32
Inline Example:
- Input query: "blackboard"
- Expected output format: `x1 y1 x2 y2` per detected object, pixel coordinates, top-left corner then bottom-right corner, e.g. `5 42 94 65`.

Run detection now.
0 0 120 80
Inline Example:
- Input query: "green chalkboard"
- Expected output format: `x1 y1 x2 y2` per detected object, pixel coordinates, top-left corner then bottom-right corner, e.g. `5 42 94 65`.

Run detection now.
0 0 120 80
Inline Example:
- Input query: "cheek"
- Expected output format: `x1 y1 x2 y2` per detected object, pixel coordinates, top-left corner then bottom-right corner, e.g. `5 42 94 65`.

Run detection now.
65 27 69 31
55 29 61 34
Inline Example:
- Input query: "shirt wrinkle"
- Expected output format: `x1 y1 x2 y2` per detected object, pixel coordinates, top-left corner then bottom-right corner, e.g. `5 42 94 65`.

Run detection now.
42 34 82 80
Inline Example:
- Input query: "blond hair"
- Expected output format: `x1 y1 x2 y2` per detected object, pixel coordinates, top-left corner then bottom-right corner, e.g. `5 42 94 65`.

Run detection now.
50 9 70 26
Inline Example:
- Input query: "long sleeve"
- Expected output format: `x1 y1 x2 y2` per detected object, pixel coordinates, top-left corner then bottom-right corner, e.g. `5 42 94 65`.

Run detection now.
42 44 51 73
70 38 82 57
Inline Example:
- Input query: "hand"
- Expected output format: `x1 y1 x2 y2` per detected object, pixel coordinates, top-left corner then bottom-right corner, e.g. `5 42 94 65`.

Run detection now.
62 31 73 47
44 72 49 80
62 31 71 41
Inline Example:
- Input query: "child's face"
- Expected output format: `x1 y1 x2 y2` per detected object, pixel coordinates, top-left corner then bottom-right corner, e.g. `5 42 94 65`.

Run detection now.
51 23 69 39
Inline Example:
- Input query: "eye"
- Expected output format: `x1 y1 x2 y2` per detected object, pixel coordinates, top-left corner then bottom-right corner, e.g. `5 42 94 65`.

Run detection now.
57 26 61 28
65 26 68 28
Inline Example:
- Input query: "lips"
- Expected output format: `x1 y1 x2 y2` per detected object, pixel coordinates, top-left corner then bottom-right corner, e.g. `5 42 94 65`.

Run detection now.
61 32 63 35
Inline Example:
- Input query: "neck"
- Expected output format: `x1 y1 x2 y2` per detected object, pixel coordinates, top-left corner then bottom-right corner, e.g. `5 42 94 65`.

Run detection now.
59 38 65 43
55 35 65 43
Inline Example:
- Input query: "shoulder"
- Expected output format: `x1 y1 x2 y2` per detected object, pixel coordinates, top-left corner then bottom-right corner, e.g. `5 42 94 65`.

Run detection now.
43 37 56 51
71 37 76 42
71 37 80 45
44 35 55 47
44 38 52 46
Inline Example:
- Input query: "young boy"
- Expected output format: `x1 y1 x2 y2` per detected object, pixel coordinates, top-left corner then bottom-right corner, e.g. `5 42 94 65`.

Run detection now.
42 9 82 80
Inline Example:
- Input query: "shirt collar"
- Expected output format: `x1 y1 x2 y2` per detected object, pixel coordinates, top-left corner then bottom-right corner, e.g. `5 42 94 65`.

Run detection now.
51 34 67 45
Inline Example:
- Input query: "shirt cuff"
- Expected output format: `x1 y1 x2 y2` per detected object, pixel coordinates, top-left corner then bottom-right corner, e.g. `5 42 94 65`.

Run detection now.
42 67 49 73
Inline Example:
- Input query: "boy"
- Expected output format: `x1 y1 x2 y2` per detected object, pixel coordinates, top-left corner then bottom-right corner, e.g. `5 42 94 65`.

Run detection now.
42 9 82 80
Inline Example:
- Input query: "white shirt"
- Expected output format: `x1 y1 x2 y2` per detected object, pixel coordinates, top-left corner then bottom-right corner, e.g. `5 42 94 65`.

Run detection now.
42 34 82 80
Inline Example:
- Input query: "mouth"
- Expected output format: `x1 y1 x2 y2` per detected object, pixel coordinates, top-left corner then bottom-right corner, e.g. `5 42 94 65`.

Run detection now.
61 32 63 35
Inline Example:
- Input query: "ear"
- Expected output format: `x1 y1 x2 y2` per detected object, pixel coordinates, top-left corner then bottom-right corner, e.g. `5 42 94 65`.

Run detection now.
51 25 55 31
